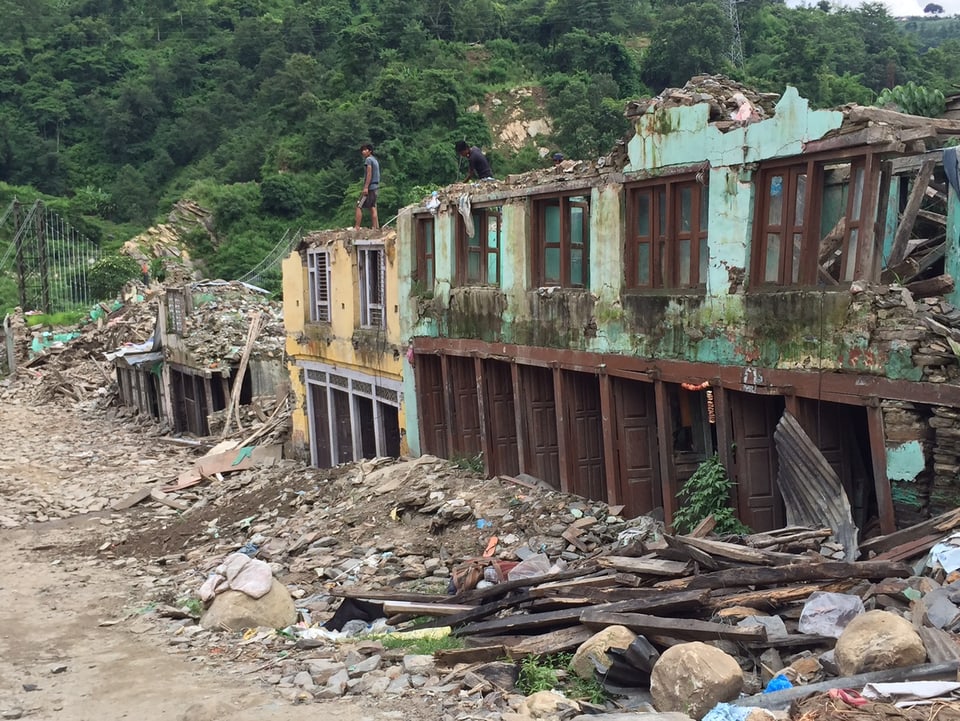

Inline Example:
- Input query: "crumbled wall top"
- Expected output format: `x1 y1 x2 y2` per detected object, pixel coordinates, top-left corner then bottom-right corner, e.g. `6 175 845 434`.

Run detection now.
299 227 398 250
625 74 780 122
178 280 284 367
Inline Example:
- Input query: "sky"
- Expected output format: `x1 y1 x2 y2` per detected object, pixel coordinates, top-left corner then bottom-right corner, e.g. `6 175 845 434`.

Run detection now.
790 0 960 16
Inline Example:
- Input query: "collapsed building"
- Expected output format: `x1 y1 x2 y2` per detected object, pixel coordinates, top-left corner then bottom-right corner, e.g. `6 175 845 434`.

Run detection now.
110 280 286 436
392 76 960 536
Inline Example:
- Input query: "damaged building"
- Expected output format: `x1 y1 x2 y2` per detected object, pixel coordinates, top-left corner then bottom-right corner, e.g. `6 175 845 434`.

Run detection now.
111 280 286 437
397 76 960 536
282 229 408 467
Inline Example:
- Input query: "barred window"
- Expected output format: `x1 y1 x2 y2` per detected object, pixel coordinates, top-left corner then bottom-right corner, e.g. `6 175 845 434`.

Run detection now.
307 248 331 322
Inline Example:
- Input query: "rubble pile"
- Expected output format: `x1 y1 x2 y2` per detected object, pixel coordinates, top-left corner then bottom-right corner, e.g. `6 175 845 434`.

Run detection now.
180 281 285 368
121 198 213 283
2 292 159 407
61 448 960 720
624 74 779 122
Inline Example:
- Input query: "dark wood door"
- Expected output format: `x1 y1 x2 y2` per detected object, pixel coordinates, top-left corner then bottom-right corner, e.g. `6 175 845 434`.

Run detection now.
730 391 785 532
310 383 332 468
566 372 605 502
449 356 482 456
416 355 448 457
613 378 661 516
483 359 519 476
332 388 354 463
520 365 560 488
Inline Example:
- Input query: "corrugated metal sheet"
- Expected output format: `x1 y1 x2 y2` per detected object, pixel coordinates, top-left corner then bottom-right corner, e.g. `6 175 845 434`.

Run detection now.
774 411 858 562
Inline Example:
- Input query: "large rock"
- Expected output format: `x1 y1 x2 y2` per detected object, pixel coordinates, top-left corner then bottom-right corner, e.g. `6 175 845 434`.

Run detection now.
200 579 296 631
834 610 926 676
650 642 744 720
570 625 638 680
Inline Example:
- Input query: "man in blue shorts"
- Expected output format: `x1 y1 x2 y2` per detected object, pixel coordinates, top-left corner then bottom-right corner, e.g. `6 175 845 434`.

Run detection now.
354 143 380 230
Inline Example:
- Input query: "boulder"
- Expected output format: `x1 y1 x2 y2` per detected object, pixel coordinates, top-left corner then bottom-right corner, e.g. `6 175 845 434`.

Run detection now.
520 690 578 718
200 579 296 632
570 625 638 680
650 642 744 720
834 610 926 676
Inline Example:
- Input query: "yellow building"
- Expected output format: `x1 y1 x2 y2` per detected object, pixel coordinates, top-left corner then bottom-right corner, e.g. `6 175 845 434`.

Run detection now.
282 228 408 467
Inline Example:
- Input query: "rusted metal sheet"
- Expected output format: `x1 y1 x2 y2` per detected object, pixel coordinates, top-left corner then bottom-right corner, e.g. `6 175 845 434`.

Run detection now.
774 411 858 561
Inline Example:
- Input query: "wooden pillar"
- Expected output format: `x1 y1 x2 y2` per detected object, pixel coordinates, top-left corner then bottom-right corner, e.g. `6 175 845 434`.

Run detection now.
867 403 896 534
552 363 570 493
440 354 455 458
203 376 216 435
654 379 676 526
714 385 735 487
511 362 528 475
599 371 619 506
474 355 491 476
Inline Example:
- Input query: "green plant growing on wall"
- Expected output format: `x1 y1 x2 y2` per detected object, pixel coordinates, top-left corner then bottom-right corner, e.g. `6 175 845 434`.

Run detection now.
672 454 750 536
876 82 945 118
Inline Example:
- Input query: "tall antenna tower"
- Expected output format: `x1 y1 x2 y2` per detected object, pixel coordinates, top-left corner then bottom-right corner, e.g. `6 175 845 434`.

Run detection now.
727 0 744 69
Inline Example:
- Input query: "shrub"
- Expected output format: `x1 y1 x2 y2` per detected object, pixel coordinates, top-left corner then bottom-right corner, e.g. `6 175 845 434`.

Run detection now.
87 254 141 300
672 454 750 536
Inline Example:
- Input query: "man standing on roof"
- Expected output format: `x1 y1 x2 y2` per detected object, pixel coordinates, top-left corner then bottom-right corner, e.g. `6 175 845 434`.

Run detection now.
354 143 380 230
455 140 494 182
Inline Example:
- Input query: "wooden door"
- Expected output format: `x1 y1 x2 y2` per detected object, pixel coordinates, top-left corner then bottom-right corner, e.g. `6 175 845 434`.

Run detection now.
483 359 519 476
520 365 560 488
730 391 785 532
612 378 661 516
332 388 353 463
449 356 482 456
310 383 332 468
566 372 605 502
416 355 448 457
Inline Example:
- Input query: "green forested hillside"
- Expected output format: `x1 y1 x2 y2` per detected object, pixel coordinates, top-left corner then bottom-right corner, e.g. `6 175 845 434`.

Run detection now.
0 0 958 285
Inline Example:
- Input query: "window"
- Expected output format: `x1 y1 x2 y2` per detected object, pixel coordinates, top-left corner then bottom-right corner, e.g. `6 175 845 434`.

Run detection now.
752 155 877 287
415 215 435 293
167 287 186 335
358 245 385 328
307 248 331 322
457 206 500 285
627 177 709 289
534 194 589 287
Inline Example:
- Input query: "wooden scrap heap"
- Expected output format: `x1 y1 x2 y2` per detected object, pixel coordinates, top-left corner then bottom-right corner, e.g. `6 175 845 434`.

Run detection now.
330 509 960 714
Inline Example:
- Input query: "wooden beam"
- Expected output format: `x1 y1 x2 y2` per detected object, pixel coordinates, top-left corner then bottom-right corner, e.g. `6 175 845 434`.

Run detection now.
596 556 691 576
655 559 912 591
889 158 936 265
866 404 896 535
474 356 491 477
552 364 570 493
511 362 528 475
580 610 767 643
654 379 676 526
846 106 960 133
599 372 619 506
440 353 455 457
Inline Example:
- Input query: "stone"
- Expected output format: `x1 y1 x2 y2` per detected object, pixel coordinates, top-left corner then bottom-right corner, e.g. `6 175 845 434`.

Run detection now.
386 674 411 693
835 610 926 676
293 671 314 688
305 659 345 682
324 668 350 697
737 615 788 640
570 625 638 680
650 642 744 720
520 690 578 718
348 654 382 676
402 654 435 676
199 579 296 632
570 714 694 721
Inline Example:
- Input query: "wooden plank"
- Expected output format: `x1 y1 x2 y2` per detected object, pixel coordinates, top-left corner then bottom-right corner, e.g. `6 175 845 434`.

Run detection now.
905 273 954 297
435 645 506 667
860 506 960 556
150 488 190 511
489 626 594 656
687 515 717 538
732 661 960 711
870 533 943 562
867 404 897 536
580 610 766 643
889 158 936 265
459 588 709 637
669 535 804 566
706 581 856 610
596 555 691 576
655 559 912 591
846 106 960 132
382 601 475 616
112 485 156 511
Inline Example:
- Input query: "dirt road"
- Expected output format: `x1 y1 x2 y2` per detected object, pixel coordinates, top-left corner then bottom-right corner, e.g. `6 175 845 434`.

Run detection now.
0 402 415 721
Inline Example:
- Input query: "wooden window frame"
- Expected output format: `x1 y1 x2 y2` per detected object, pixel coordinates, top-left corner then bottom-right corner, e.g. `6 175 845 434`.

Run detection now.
414 215 435 294
751 152 879 288
626 175 709 290
306 248 331 323
357 245 385 328
532 192 590 288
456 205 501 286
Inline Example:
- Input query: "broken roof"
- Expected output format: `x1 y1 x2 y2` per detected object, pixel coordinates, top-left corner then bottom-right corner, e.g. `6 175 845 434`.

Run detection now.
177 280 285 368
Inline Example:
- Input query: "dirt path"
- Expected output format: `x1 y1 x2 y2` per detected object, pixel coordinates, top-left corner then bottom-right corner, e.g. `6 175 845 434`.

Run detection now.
0 403 407 721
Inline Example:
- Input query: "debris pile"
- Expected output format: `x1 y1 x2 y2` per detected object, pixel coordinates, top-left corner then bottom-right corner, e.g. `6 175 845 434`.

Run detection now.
624 75 779 123
74 449 960 720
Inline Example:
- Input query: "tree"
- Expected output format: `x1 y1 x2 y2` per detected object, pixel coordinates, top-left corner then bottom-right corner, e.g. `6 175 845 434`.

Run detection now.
642 2 732 90
924 3 944 13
